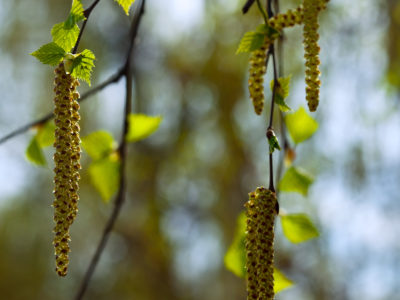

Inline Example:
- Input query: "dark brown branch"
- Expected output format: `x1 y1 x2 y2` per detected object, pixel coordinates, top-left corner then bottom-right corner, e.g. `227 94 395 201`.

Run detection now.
74 1 145 299
72 0 101 54
266 0 278 192
0 69 124 145
242 0 256 14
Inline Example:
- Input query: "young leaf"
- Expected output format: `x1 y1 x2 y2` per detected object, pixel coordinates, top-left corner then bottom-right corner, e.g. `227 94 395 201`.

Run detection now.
71 49 95 85
255 24 280 38
280 213 319 244
89 155 120 202
126 114 162 143
65 0 86 29
274 268 294 293
270 76 292 112
224 212 246 278
278 166 314 196
236 31 265 54
82 131 116 161
31 42 66 66
267 130 281 154
285 107 318 144
26 137 46 166
36 122 55 147
51 22 80 52
115 0 136 15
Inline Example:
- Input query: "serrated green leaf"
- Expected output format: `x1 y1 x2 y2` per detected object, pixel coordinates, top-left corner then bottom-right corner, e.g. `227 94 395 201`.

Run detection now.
89 155 120 202
281 213 319 243
36 122 55 147
65 0 85 29
31 42 66 66
274 268 294 293
278 166 314 196
71 49 95 85
26 137 46 166
285 107 318 144
224 212 246 278
271 76 292 112
115 0 136 15
82 131 116 161
236 31 265 54
126 114 162 143
51 22 80 52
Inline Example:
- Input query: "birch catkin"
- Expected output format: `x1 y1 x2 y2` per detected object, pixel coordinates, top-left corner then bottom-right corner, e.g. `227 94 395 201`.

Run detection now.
245 187 277 300
248 37 272 115
303 0 328 111
53 62 81 277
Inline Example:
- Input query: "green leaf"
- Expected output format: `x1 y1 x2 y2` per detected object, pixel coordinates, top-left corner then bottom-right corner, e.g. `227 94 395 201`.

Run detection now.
278 166 314 196
126 114 162 143
236 31 265 54
25 137 46 166
89 155 120 202
280 213 319 244
31 42 66 66
274 268 294 293
255 24 280 38
285 107 318 144
65 0 85 29
51 22 80 52
115 0 136 15
71 49 95 85
82 131 116 161
36 122 55 147
267 131 281 154
271 76 292 112
224 212 246 278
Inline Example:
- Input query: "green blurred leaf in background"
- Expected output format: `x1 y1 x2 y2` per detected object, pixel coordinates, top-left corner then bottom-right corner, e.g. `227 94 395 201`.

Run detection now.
82 130 116 161
88 154 120 202
115 0 136 15
25 137 46 166
279 166 314 196
285 107 318 144
280 214 319 244
126 114 162 143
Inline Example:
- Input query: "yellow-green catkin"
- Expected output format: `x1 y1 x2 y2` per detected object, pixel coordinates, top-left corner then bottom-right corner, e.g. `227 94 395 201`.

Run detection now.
303 0 328 111
248 37 271 115
245 187 277 300
268 6 304 31
53 62 81 277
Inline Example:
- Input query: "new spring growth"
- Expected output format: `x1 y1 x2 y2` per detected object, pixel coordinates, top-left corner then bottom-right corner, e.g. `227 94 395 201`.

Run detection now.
245 187 278 300
53 62 81 277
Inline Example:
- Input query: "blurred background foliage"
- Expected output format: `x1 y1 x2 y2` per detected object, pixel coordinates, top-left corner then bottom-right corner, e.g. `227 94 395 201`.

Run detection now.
0 0 399 299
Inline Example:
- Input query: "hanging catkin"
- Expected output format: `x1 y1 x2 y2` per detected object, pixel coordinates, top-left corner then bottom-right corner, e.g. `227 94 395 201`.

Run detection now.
52 62 81 277
245 187 277 300
268 6 304 31
302 0 328 111
248 37 272 115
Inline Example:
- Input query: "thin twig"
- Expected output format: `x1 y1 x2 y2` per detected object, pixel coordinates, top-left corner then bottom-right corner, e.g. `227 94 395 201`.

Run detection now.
242 0 256 14
74 1 145 299
72 0 101 54
0 69 124 145
266 0 278 192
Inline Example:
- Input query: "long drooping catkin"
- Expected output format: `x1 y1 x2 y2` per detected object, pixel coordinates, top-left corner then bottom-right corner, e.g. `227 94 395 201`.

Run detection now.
53 63 81 277
248 38 271 115
302 0 328 111
245 187 277 300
